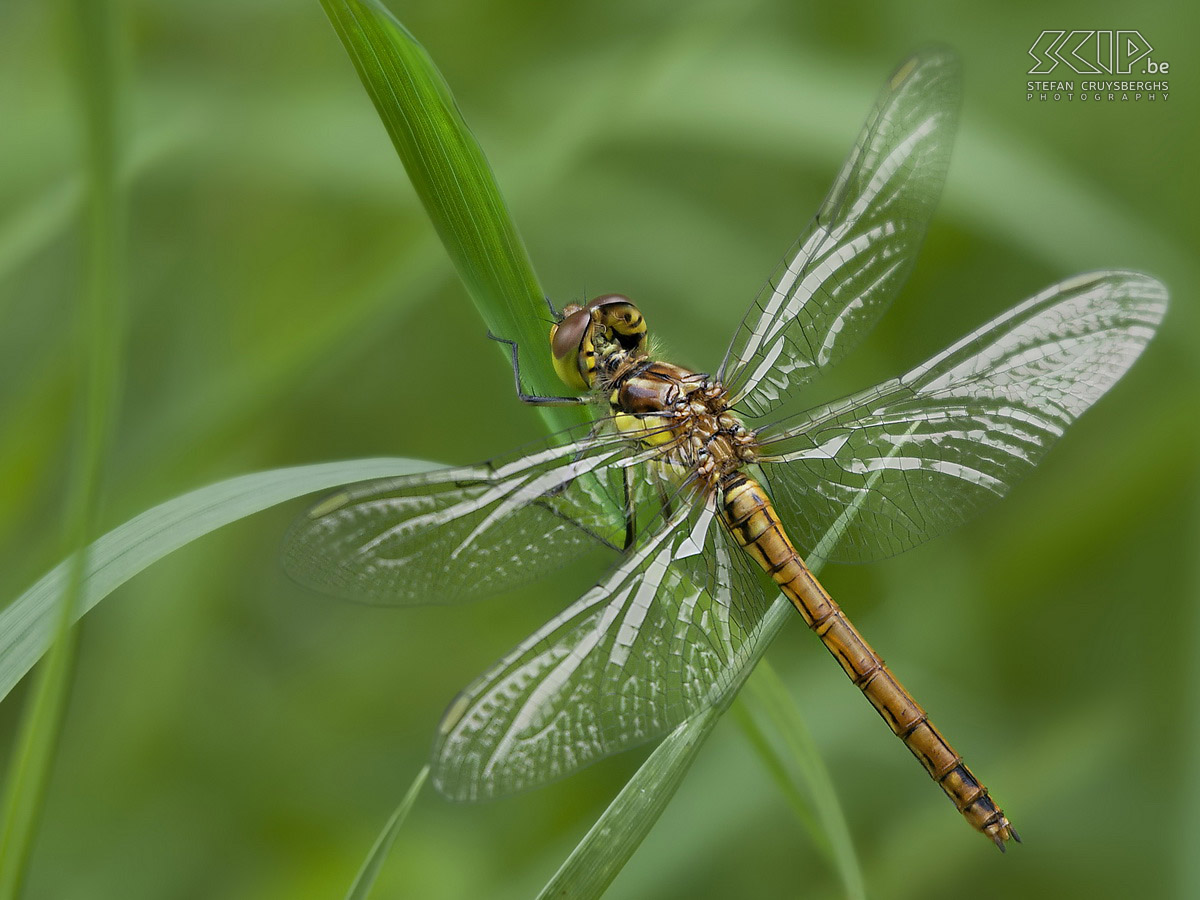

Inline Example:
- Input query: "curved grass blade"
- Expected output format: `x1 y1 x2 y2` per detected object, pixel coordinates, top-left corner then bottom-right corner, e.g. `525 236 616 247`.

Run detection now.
345 765 430 900
319 0 584 433
0 459 437 706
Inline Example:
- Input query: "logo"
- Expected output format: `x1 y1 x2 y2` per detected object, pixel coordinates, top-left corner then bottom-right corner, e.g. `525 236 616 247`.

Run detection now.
1025 30 1170 102
1028 30 1167 75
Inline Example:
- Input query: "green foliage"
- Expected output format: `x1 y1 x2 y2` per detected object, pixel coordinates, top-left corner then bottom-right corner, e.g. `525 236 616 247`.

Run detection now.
0 460 437 705
0 0 1194 898
346 764 429 900
0 0 125 893
321 0 583 434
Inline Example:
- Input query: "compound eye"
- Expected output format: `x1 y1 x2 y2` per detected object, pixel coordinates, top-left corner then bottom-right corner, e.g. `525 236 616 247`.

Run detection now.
550 308 591 361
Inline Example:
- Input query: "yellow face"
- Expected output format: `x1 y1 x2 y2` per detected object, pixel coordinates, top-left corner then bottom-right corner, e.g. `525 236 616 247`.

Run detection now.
549 294 648 391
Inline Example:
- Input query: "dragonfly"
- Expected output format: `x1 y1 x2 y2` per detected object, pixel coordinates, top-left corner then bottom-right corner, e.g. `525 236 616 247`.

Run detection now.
284 49 1167 850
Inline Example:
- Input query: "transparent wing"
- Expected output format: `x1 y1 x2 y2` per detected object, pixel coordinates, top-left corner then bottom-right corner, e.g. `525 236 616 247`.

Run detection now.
283 420 670 606
718 47 960 420
754 271 1167 563
432 491 771 800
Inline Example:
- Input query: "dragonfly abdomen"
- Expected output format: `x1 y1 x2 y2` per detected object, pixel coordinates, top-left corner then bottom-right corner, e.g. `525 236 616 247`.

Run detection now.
719 473 1019 850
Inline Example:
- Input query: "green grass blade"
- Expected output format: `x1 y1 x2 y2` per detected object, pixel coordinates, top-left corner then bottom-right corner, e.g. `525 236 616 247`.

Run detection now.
741 660 864 900
0 0 126 891
0 459 437 707
319 0 583 433
344 764 430 900
728 698 823 841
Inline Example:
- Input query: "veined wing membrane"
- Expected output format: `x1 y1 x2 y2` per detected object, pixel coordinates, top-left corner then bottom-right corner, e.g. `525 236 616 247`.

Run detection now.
433 492 771 800
719 48 959 421
284 421 669 605
755 270 1168 563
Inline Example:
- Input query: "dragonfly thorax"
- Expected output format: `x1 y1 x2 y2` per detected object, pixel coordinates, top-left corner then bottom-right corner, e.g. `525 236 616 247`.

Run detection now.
611 361 756 485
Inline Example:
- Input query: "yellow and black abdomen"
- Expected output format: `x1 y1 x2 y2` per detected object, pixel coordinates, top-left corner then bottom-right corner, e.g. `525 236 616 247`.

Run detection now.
719 472 1018 849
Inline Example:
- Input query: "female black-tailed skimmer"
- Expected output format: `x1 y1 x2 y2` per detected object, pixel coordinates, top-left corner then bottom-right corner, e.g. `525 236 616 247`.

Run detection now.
284 49 1166 850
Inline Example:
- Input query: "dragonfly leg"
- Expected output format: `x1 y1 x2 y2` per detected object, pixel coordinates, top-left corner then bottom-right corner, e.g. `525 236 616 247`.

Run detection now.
621 466 637 550
488 332 589 406
655 474 675 523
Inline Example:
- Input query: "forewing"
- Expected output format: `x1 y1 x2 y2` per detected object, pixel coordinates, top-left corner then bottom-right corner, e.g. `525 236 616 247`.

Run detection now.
754 271 1167 562
432 492 771 800
719 48 960 420
283 423 663 605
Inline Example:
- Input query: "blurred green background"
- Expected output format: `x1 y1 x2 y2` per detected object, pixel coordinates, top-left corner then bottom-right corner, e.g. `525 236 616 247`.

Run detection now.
1 0 1196 897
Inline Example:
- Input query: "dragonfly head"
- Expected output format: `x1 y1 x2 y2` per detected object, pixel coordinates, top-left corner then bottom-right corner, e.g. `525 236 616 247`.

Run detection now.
550 294 648 390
